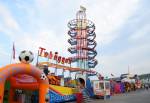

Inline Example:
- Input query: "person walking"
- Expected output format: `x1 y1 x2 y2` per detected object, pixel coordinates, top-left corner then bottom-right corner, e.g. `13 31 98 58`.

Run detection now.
77 78 93 103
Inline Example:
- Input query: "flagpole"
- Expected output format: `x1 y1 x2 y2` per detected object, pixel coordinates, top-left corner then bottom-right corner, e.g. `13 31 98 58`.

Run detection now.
128 65 130 75
10 42 16 64
36 50 39 67
10 48 13 64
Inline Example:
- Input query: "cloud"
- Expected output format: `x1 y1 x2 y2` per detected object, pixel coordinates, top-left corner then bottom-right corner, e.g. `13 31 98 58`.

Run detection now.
82 0 140 45
1 0 72 61
129 23 150 41
0 45 9 56
12 0 140 46
99 43 150 77
0 44 11 67
0 3 20 37
13 29 70 58
35 0 49 10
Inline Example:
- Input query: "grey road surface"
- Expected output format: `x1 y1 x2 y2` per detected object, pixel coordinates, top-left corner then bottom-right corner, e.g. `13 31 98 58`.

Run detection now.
93 89 150 103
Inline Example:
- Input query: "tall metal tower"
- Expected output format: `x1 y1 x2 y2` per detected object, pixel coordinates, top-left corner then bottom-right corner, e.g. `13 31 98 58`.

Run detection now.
68 6 98 70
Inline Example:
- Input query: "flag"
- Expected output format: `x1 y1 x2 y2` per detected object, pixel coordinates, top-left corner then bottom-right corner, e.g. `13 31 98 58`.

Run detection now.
111 73 114 76
13 43 15 59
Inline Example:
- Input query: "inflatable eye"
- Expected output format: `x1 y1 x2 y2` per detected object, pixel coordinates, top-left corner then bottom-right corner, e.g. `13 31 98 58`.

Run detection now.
40 73 47 80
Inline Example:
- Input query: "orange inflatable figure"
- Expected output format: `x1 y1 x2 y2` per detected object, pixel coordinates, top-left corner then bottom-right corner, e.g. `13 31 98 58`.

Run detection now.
0 63 49 103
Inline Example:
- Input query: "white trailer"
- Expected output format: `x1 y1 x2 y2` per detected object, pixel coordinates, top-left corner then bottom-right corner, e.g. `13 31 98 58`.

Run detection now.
92 80 110 99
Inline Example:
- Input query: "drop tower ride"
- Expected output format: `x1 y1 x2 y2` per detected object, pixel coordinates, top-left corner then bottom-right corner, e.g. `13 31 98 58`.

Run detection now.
68 6 98 70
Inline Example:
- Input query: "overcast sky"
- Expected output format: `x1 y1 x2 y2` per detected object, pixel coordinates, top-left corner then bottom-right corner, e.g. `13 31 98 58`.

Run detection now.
0 0 150 77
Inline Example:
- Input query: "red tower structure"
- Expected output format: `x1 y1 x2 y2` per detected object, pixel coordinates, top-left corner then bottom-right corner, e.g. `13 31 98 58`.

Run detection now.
68 6 98 70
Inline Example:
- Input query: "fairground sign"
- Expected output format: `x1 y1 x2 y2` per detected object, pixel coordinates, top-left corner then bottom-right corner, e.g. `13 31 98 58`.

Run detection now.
38 47 71 64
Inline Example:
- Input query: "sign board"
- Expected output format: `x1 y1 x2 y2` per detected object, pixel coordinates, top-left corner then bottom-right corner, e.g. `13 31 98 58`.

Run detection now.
38 47 71 64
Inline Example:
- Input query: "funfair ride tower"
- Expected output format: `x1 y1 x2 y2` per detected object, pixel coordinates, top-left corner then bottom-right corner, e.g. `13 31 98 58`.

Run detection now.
68 6 98 70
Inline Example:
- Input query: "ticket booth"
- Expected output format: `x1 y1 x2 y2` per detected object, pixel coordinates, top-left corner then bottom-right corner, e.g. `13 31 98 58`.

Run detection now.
92 80 110 99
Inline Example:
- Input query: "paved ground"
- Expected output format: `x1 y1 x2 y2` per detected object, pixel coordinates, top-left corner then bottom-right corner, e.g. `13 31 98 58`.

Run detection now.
93 89 150 103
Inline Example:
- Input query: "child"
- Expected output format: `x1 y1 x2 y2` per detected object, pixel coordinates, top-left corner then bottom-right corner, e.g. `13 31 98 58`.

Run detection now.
78 78 92 103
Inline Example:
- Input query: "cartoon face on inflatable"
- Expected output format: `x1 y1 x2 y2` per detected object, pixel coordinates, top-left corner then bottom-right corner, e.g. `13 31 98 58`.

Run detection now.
19 50 34 64
40 73 47 80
